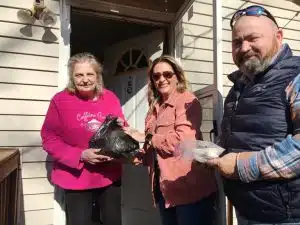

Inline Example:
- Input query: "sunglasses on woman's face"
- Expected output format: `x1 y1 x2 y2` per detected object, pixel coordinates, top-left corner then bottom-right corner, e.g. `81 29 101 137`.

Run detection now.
152 71 175 81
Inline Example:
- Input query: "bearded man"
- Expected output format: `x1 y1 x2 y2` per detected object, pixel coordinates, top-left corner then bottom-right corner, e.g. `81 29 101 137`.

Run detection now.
206 5 300 225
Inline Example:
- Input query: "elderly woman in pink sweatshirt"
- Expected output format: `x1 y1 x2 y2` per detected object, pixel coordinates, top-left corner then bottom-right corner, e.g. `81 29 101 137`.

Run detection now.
126 55 217 225
41 52 125 225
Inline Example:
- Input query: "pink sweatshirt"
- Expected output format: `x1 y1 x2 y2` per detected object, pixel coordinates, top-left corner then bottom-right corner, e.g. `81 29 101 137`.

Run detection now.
41 89 126 190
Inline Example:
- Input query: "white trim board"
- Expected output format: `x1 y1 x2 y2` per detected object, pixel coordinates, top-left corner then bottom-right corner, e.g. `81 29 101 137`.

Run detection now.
55 2 71 225
58 0 71 90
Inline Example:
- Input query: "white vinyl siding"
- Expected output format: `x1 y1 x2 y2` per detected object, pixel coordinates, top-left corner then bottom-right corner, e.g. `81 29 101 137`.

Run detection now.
0 0 60 225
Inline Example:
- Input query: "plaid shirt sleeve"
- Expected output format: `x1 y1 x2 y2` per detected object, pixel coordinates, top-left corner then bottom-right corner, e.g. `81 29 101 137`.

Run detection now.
237 74 300 183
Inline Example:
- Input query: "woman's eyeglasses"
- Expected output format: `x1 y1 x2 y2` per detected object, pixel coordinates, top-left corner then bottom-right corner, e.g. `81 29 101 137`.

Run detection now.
152 71 175 81
230 5 278 29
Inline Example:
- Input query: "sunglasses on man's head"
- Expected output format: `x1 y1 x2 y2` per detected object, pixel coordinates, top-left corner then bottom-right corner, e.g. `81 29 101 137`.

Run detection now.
151 71 175 81
230 5 278 29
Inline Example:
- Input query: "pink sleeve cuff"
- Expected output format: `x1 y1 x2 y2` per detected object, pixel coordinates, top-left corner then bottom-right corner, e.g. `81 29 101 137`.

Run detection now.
70 148 85 170
51 146 85 170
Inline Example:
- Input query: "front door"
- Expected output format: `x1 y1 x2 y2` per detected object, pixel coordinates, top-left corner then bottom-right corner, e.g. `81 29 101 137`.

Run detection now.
104 28 165 225
109 66 148 132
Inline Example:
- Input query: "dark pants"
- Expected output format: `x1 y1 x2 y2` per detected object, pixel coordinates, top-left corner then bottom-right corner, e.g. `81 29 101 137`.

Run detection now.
156 189 216 225
64 180 122 225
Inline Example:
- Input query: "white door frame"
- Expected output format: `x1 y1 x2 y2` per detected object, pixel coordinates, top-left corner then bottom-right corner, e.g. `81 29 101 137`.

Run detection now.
54 3 71 225
58 0 71 90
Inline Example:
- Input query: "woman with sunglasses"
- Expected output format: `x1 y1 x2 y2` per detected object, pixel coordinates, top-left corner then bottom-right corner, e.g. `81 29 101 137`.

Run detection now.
125 55 217 225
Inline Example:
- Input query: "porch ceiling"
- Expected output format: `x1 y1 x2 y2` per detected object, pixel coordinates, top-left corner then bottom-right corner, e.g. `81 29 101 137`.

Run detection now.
105 0 186 13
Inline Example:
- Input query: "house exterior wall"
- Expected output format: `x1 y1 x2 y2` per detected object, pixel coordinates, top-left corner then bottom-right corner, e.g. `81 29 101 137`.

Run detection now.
0 0 60 224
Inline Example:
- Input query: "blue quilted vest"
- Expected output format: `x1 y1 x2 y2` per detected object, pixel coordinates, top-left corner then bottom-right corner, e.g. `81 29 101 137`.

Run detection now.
222 45 300 222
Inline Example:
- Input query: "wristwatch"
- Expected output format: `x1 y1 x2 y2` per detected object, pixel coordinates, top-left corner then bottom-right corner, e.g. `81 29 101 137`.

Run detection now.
145 133 153 145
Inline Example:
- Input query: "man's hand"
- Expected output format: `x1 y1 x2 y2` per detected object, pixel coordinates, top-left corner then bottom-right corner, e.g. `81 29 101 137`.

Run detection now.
81 148 113 165
205 153 238 179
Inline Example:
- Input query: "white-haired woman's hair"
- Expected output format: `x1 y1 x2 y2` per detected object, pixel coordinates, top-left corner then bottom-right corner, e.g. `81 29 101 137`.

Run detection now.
66 52 104 95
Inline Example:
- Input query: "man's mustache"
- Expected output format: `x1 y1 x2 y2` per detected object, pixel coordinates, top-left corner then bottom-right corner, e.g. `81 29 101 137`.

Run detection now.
237 52 258 64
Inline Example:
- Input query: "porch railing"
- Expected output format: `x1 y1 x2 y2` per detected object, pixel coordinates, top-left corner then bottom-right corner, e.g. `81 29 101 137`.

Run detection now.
0 149 20 225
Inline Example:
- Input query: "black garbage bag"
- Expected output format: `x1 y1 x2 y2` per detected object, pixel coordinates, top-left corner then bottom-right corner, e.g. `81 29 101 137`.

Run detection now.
89 115 140 159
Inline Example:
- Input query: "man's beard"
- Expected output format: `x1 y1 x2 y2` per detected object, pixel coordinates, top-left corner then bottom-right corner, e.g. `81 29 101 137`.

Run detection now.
239 56 273 81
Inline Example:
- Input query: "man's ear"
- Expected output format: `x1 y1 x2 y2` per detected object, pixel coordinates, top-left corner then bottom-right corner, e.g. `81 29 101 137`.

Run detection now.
276 28 283 44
